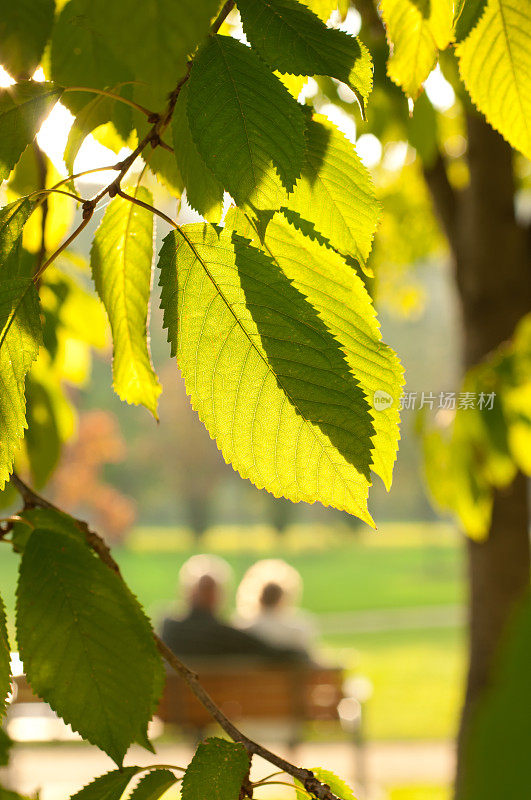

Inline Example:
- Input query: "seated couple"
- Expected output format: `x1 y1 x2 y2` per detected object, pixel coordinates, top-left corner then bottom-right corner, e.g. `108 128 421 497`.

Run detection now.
161 554 316 663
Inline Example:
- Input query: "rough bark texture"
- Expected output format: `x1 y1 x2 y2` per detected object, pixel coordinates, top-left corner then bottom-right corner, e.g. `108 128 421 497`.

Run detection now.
425 113 531 797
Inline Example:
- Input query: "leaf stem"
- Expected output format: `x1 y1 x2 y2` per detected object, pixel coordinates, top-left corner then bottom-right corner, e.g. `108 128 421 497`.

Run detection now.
115 187 178 229
29 187 85 204
32 213 94 284
62 86 154 117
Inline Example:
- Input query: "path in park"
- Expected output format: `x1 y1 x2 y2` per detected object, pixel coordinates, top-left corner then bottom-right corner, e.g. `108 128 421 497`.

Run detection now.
4 739 454 800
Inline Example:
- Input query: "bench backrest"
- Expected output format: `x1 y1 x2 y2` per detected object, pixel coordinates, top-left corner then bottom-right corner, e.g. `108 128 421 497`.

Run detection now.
157 665 343 727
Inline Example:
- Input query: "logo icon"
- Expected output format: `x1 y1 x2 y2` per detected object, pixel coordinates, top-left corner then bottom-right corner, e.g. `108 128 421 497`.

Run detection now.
373 390 393 411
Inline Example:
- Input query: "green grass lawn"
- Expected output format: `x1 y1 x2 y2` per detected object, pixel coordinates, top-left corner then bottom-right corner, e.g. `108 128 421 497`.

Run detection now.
0 522 465 741
322 627 465 741
116 522 464 620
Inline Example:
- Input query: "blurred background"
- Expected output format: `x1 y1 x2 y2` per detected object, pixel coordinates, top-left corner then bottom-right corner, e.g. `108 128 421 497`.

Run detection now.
1 2 530 800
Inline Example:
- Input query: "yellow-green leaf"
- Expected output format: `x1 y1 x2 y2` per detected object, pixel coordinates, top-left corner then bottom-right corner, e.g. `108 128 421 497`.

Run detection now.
0 81 62 183
187 35 307 211
282 114 379 267
91 187 161 416
380 0 454 98
158 223 378 523
229 210 404 489
458 0 531 160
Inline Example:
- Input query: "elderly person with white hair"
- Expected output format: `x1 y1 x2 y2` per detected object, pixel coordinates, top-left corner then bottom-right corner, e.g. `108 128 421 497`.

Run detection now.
235 559 316 656
160 554 306 662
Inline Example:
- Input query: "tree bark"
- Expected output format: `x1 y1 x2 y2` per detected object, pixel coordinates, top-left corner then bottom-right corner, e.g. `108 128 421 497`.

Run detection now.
426 113 531 797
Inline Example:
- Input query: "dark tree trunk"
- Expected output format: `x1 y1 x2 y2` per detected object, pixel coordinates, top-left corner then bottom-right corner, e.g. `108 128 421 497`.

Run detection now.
426 113 531 797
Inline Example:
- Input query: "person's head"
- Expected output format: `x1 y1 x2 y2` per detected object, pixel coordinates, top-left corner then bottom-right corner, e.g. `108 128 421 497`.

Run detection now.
179 554 232 613
236 559 303 619
259 581 284 611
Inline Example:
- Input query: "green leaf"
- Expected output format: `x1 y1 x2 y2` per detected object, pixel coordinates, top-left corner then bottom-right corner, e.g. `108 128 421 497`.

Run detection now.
237 0 372 113
50 0 133 137
158 223 377 523
128 770 178 800
187 35 307 211
229 210 403 489
70 768 144 800
64 88 129 174
16 515 164 764
0 0 54 79
172 85 224 223
91 186 161 417
0 595 10 720
457 0 531 160
0 81 62 183
181 738 249 800
24 370 74 488
454 0 488 42
91 0 220 107
380 0 454 97
0 277 41 490
463 595 531 799
296 768 357 800
0 202 40 489
0 199 33 268
0 787 32 800
282 114 379 267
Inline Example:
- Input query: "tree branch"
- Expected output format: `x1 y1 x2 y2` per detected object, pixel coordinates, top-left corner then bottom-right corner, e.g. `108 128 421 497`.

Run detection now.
10 474 340 800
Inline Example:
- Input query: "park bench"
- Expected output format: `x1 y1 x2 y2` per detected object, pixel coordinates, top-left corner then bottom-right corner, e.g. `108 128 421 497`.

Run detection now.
157 662 344 739
156 660 369 788
6 660 368 783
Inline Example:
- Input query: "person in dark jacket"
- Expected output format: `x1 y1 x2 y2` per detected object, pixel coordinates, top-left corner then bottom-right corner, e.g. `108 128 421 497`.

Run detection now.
160 555 306 662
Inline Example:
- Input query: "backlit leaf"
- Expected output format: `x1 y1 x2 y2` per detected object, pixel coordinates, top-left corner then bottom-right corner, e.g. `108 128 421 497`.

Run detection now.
380 0 454 97
238 0 372 113
0 275 41 490
159 223 377 523
128 770 179 800
64 88 127 174
458 0 531 160
187 35 306 211
282 114 379 267
296 768 357 800
91 187 161 416
16 513 165 764
0 81 62 183
229 210 403 489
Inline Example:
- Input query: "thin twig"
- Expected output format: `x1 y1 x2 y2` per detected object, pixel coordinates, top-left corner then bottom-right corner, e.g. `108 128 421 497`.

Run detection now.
9 474 340 800
8 0 237 292
211 0 235 33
